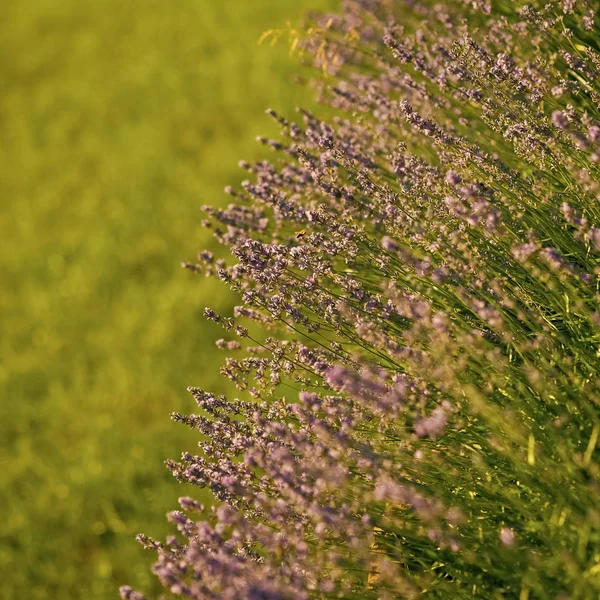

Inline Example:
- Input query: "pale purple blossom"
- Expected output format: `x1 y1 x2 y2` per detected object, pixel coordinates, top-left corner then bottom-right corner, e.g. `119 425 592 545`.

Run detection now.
500 527 516 547
127 2 600 598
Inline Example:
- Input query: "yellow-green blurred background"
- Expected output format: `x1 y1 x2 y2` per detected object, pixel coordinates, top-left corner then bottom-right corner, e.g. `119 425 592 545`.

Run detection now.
0 1 337 597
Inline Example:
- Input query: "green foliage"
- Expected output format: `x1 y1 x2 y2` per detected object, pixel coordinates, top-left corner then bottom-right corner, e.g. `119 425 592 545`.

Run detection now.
0 1 338 598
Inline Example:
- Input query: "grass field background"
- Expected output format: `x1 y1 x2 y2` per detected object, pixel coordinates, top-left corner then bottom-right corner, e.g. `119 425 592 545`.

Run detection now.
0 1 337 597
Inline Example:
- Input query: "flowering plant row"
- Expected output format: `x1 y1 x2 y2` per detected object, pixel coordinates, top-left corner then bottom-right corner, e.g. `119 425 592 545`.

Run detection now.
123 1 600 598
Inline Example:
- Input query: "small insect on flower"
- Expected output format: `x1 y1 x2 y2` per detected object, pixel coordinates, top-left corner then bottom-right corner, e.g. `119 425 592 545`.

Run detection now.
296 229 307 239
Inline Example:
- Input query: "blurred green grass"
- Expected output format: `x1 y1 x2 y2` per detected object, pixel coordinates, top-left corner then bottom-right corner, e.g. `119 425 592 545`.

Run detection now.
0 1 337 597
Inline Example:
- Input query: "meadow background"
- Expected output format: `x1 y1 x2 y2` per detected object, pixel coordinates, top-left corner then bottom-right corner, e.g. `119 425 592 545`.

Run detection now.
0 1 337 597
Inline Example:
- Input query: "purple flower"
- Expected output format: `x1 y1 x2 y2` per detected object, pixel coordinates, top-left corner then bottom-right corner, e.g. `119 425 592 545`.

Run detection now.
552 110 569 130
126 3 600 598
414 407 448 438
381 236 399 252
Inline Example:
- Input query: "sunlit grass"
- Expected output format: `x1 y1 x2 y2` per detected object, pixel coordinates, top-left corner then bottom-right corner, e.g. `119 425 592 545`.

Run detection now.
0 1 338 597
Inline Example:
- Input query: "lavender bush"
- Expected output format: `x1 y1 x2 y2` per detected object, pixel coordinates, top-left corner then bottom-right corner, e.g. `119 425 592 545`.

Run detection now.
122 1 600 598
